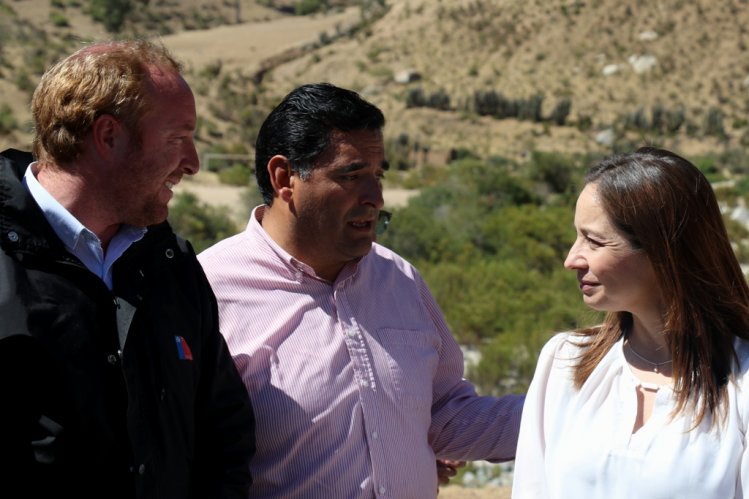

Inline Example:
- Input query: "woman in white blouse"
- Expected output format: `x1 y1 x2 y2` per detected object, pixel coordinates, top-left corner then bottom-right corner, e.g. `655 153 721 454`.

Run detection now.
512 147 749 499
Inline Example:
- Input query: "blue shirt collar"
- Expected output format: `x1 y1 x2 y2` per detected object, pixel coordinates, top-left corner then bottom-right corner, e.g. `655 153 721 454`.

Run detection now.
23 162 146 289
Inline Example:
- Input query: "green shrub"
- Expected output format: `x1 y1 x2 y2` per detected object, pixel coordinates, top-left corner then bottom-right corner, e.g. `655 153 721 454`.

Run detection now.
88 0 132 33
168 192 239 253
405 87 426 108
517 93 544 122
704 107 726 138
666 107 686 133
218 163 253 186
428 89 451 111
549 98 571 126
50 12 70 27
651 104 665 131
0 104 17 135
14 70 34 92
526 150 581 195
473 90 516 118
199 60 222 79
692 154 724 182
295 0 327 15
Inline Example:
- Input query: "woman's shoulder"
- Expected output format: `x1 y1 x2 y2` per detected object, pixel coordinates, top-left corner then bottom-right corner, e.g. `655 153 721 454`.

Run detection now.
532 331 590 377
524 332 594 404
540 331 588 358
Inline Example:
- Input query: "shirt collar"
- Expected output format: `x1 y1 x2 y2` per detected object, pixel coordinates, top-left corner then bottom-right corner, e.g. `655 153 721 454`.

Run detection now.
23 162 147 288
24 162 91 251
249 204 362 284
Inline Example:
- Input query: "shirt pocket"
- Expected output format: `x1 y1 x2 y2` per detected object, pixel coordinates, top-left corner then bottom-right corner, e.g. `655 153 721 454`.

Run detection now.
372 327 440 409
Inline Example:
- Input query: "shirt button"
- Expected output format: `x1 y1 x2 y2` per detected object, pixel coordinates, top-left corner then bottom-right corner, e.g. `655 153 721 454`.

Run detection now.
138 464 146 475
378 485 386 495
372 431 379 439
360 379 369 387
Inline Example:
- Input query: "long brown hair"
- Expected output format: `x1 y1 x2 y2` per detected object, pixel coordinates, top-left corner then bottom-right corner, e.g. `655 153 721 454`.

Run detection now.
572 147 749 426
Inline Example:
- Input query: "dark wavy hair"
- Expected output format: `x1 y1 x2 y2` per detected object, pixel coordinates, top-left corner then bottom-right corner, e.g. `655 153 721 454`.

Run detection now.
254 82 385 205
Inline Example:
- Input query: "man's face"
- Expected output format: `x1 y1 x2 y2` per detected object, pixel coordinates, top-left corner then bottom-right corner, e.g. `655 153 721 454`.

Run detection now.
290 128 388 280
113 68 199 227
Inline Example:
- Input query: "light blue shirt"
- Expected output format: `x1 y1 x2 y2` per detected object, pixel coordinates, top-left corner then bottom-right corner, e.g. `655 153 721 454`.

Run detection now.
23 163 146 290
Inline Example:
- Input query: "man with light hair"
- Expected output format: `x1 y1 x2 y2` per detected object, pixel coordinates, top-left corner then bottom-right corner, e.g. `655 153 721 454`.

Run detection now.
0 40 255 498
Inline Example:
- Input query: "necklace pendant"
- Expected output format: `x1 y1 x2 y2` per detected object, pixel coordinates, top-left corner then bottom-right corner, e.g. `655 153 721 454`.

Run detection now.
654 366 658 373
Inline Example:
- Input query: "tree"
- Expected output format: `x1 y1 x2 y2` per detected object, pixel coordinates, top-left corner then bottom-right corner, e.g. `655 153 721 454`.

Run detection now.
549 98 572 126
89 0 133 33
377 151 592 393
168 192 239 253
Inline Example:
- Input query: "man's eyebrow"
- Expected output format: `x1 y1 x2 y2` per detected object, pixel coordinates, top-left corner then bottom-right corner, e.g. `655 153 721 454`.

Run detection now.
340 162 367 173
338 160 389 173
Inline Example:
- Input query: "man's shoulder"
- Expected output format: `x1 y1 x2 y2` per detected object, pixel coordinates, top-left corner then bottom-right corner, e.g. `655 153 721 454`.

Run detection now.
369 242 416 269
1 148 33 163
0 149 33 177
197 230 254 268
370 242 406 261
131 221 197 263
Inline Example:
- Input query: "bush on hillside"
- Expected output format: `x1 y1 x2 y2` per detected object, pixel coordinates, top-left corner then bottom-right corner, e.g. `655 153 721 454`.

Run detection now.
704 107 727 139
0 104 17 135
549 98 572 126
89 0 132 33
168 192 239 253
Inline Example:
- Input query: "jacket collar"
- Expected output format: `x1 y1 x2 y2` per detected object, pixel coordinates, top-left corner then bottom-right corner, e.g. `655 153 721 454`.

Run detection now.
0 149 64 258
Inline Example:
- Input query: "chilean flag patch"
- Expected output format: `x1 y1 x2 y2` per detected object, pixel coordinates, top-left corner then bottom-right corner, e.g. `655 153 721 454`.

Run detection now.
175 336 193 360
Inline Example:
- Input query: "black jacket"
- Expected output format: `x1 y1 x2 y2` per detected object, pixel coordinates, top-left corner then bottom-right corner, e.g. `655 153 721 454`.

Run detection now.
0 149 255 498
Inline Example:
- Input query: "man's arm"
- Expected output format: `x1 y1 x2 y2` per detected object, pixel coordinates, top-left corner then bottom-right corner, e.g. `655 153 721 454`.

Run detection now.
194 329 256 497
191 253 256 498
437 459 466 485
416 273 525 461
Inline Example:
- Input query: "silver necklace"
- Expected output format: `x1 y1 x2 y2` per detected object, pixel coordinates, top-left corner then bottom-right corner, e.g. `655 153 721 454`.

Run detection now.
627 343 672 373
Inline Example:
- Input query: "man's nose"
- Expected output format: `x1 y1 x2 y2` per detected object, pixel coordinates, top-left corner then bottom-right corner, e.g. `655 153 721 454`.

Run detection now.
183 140 199 175
361 176 384 209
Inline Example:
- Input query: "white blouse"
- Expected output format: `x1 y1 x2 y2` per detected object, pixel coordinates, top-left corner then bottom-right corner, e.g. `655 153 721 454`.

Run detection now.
512 333 749 499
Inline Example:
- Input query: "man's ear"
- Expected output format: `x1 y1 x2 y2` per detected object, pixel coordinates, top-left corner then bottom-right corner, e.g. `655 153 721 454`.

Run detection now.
268 155 294 203
91 114 121 160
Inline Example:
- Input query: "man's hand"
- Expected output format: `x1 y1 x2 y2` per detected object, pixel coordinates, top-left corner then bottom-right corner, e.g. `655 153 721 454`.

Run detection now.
436 459 466 486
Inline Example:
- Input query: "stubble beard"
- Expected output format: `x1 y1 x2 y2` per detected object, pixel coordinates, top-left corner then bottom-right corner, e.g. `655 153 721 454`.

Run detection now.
118 149 170 228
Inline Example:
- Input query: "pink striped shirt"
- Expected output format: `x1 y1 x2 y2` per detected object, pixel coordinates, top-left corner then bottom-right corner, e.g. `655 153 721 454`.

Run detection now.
198 206 524 498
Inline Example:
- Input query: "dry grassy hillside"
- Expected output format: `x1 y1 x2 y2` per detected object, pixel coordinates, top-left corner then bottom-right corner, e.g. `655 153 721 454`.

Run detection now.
267 0 749 161
1 0 748 165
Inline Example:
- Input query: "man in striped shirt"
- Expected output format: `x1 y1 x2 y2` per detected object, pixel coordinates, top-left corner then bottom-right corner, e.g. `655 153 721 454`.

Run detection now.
198 83 524 498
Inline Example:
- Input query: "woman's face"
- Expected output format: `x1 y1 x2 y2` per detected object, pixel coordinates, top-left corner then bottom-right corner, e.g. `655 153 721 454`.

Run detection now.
564 183 662 317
